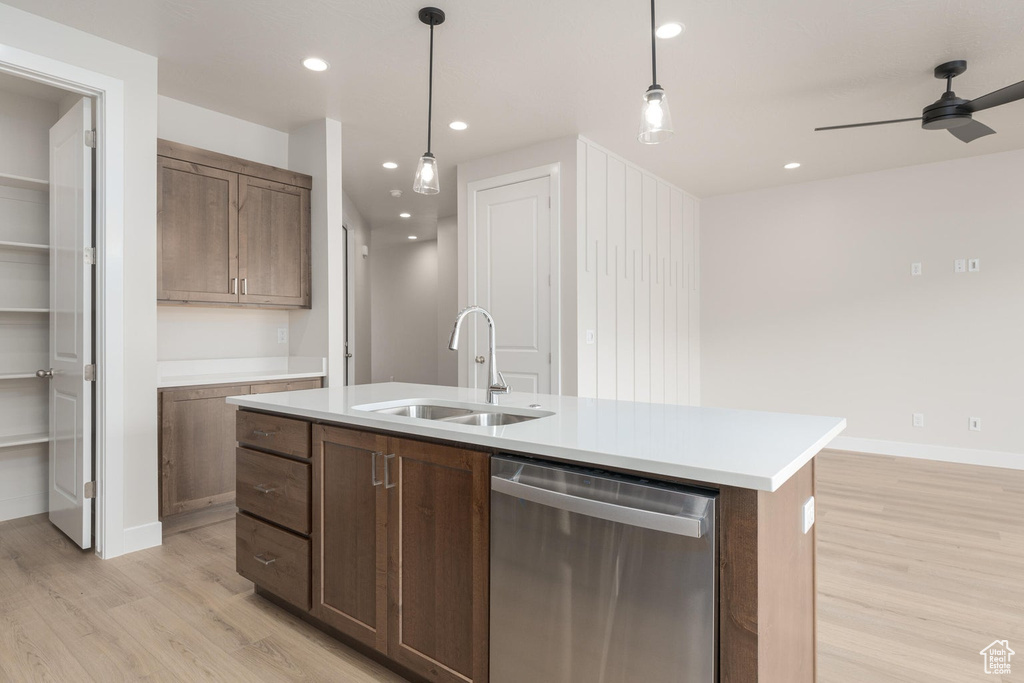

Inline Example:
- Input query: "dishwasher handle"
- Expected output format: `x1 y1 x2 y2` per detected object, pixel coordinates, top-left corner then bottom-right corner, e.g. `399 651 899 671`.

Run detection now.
491 474 706 538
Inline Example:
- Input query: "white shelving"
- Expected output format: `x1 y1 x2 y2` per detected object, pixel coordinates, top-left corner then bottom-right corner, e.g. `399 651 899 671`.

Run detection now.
0 240 48 252
0 432 48 449
0 172 48 193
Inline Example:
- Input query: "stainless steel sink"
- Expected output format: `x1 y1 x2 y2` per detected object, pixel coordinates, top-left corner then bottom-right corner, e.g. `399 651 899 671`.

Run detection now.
353 399 553 427
440 412 539 427
371 404 475 420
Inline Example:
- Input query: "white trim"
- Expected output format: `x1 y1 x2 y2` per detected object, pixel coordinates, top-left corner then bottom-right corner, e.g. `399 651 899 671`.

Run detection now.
123 521 162 554
0 45 127 558
465 164 562 394
0 492 47 522
828 436 1024 471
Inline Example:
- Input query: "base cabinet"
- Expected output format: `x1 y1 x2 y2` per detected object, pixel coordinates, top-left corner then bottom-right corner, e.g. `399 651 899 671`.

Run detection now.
310 425 491 683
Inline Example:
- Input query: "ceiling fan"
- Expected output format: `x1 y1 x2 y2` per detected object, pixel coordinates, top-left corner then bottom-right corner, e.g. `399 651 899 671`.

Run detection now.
815 60 1024 143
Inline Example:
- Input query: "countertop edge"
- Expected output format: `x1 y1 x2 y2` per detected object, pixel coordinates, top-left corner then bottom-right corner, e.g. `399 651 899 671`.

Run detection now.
158 371 326 389
226 394 845 492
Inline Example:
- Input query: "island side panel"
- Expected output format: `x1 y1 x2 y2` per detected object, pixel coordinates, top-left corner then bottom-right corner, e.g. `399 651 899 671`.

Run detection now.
719 458 816 683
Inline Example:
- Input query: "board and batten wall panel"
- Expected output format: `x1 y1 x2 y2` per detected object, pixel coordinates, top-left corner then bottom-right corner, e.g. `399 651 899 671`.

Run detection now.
577 139 700 405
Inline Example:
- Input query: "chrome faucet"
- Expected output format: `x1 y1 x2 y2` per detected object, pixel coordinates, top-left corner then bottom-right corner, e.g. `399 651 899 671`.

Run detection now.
448 305 511 404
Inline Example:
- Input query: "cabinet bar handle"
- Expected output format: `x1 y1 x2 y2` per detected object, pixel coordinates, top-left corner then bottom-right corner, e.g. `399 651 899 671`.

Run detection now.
231 277 238 294
371 451 383 487
241 278 247 295
252 429 277 438
384 453 396 489
253 483 277 494
253 553 276 566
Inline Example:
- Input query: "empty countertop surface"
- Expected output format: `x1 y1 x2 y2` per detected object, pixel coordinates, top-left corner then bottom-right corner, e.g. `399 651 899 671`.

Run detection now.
227 382 846 492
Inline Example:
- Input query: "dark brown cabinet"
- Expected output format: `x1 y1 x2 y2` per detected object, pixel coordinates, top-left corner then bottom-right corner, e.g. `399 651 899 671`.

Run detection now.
159 378 321 519
157 140 312 308
310 425 491 683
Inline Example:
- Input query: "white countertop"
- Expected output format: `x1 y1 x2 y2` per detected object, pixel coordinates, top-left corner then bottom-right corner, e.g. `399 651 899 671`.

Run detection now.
157 356 326 389
227 382 846 492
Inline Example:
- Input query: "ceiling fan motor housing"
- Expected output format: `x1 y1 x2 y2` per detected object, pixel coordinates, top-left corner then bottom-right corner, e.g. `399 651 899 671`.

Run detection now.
922 92 973 130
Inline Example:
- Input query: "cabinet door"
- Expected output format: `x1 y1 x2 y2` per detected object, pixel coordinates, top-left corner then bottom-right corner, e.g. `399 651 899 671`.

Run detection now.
312 425 389 652
238 176 310 308
157 157 239 303
387 438 490 683
160 384 250 517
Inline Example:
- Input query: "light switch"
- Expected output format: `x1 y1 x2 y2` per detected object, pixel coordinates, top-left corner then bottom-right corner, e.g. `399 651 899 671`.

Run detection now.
968 258 980 272
969 417 982 431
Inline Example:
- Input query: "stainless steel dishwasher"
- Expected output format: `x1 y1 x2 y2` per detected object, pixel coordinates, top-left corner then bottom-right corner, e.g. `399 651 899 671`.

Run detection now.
490 456 716 683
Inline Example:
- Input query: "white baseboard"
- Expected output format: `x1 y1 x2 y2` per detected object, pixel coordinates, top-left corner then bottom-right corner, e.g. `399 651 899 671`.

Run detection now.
828 436 1024 471
123 521 163 554
0 492 46 522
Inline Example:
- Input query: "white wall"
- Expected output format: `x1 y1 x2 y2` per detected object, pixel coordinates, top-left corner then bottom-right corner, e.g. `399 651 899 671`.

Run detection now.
576 138 700 405
0 86 56 179
343 190 372 384
371 239 439 385
288 119 346 386
156 97 291 361
0 3 161 545
436 216 458 386
701 149 1024 461
457 136 579 394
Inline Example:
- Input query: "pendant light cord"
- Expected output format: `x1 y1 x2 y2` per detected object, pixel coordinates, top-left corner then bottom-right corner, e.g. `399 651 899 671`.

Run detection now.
650 0 657 85
427 23 435 153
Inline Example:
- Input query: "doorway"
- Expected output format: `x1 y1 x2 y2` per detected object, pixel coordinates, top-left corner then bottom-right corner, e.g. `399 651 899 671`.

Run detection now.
466 171 558 395
0 61 112 554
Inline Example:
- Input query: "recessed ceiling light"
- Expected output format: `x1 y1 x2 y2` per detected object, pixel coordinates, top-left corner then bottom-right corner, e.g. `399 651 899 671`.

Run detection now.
408 235 418 240
382 161 398 170
399 212 411 218
784 162 801 170
449 121 468 131
655 22 685 39
302 57 330 72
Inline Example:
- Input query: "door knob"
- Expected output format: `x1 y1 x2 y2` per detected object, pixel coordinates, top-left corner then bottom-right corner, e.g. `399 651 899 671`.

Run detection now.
475 356 486 364
36 369 53 379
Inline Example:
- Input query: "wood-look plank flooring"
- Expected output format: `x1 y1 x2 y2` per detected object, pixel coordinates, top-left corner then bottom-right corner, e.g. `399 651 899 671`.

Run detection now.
816 450 1024 683
0 452 1020 681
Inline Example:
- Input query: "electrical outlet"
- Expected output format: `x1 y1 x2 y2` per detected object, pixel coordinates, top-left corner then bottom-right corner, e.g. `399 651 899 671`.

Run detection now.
969 417 982 431
911 262 922 276
586 330 596 344
277 327 288 344
954 259 966 273
802 496 815 534
913 413 925 427
968 258 980 272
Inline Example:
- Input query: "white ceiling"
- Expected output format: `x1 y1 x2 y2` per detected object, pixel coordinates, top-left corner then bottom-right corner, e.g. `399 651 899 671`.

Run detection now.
8 0 1024 232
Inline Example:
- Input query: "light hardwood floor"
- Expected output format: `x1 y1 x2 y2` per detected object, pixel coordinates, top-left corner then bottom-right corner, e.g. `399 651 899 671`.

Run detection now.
0 452 1020 681
816 450 1024 683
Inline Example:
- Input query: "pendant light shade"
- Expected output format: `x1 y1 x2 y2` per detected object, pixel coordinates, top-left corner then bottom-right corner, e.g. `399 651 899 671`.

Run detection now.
413 152 440 195
638 0 673 144
414 7 445 195
638 86 673 144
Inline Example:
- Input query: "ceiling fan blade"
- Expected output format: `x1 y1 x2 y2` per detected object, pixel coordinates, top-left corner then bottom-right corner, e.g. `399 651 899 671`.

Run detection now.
948 119 996 143
815 117 922 132
964 79 1024 112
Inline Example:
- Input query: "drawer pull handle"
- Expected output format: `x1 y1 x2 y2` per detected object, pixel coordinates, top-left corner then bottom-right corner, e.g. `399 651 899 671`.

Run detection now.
371 451 383 487
384 453 396 490
253 483 277 494
252 429 278 438
253 553 276 566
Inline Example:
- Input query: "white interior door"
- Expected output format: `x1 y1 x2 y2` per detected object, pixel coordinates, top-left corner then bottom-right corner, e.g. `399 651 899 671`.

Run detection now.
471 176 552 394
47 97 93 549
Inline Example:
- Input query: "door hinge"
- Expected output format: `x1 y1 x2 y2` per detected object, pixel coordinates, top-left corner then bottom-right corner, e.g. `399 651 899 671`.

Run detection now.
85 130 97 148
84 364 96 381
84 247 96 265
84 481 96 499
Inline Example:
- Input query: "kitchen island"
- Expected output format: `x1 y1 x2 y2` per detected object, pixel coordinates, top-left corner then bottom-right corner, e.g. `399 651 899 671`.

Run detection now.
227 382 845 683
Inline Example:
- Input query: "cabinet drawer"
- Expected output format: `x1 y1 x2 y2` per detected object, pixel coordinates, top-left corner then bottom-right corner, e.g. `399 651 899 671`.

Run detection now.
236 513 310 610
237 410 311 459
236 448 311 534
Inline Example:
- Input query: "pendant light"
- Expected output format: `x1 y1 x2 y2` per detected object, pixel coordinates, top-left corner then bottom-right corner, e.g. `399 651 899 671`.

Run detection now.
638 0 673 144
413 7 445 195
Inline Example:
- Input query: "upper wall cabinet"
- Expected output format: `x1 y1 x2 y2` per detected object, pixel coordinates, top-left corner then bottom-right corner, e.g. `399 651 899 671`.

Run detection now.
157 140 312 309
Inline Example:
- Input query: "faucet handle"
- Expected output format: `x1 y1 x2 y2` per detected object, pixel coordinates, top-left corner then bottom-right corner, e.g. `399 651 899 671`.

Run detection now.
497 371 510 391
